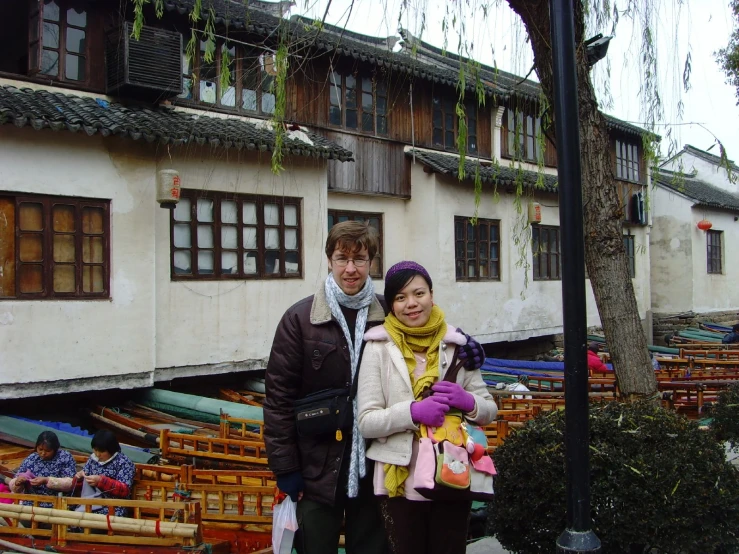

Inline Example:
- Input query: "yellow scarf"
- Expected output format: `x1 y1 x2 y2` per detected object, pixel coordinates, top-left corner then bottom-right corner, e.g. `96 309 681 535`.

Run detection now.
382 306 447 497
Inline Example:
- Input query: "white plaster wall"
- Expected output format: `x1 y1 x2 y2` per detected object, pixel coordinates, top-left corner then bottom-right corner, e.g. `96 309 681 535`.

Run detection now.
398 163 653 344
627 224 652 321
691 209 739 312
650 183 739 314
0 128 156 386
649 186 694 313
662 152 738 193
154 151 330 371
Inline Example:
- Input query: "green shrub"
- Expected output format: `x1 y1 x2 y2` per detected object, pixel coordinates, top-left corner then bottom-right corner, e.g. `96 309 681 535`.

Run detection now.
487 401 739 553
711 382 739 449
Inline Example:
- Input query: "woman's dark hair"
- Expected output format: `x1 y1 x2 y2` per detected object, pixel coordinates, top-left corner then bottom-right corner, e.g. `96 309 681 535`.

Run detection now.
90 429 121 454
384 269 432 306
35 431 60 452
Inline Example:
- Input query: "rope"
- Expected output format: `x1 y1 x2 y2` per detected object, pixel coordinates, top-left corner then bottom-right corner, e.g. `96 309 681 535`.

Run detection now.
106 514 113 533
155 520 162 537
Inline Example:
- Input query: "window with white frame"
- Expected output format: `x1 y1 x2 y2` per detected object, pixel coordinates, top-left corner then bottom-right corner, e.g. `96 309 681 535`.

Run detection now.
171 190 301 279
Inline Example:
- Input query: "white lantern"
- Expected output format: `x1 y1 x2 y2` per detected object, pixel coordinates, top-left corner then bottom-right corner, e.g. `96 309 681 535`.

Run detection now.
157 169 181 209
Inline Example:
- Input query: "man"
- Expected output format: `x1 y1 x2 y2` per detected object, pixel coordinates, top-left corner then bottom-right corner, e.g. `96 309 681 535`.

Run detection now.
264 221 388 554
264 221 484 554
722 323 739 344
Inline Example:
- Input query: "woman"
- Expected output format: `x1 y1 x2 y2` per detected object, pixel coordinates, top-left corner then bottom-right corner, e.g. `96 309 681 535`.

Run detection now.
587 342 610 374
8 431 76 507
75 430 135 517
357 261 497 554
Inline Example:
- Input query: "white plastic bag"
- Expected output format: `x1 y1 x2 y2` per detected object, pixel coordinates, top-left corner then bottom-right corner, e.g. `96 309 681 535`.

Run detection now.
272 497 298 554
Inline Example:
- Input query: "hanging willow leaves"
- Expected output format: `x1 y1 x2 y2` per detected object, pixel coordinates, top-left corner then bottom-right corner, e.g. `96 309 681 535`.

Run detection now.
132 0 147 39
220 44 232 97
271 41 290 175
202 9 217 63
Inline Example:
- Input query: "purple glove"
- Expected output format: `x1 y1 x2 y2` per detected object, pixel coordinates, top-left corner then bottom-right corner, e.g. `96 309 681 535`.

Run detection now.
431 381 476 413
456 328 485 370
410 397 450 427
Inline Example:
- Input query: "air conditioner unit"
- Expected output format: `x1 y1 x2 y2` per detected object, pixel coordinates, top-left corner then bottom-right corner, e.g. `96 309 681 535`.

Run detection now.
106 22 182 100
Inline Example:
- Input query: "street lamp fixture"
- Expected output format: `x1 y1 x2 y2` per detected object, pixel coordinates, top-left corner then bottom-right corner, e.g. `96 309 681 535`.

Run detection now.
585 34 613 67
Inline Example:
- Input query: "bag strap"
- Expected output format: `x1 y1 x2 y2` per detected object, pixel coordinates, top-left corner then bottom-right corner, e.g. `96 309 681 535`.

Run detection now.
443 348 467 384
418 344 467 400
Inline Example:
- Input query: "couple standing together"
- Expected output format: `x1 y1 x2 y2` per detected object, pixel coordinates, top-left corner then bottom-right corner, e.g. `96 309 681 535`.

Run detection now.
264 221 498 554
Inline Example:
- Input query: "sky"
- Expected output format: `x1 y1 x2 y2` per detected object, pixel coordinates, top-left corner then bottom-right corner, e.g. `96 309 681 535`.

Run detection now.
291 0 739 162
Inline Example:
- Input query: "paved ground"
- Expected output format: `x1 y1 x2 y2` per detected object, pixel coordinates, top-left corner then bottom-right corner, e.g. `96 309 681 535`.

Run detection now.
467 537 511 554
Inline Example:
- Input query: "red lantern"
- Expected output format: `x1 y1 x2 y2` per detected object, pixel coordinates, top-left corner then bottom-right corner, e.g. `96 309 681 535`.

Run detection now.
697 219 713 231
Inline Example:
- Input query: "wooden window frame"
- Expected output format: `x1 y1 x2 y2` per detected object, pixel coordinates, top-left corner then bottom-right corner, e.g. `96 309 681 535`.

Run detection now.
454 216 500 281
327 210 383 278
0 193 110 300
623 233 635 278
707 230 723 275
171 190 302 281
28 0 90 85
432 95 478 154
615 139 640 183
178 39 276 116
328 71 387 136
502 108 544 164
532 225 561 281
466 100 478 155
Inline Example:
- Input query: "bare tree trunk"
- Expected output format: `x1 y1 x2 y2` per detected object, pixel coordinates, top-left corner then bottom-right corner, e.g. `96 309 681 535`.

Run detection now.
506 0 657 398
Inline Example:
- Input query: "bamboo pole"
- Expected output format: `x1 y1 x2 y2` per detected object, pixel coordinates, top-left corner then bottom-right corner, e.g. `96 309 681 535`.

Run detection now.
87 412 160 445
0 504 196 537
0 509 195 538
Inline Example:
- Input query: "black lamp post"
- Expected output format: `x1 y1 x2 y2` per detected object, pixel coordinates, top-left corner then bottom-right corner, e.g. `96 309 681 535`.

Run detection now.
549 0 601 552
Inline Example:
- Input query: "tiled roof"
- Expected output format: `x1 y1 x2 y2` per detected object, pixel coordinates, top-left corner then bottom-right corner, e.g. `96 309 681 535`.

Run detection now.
288 16 508 97
407 149 558 192
398 30 541 100
683 144 739 172
164 1 506 97
603 114 659 140
0 85 353 161
164 0 288 34
399 32 655 140
655 169 739 213
166 1 648 138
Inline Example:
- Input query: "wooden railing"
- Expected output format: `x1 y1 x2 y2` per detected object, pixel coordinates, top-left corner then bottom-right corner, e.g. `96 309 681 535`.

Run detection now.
0 492 201 548
132 481 274 525
680 349 739 360
159 429 268 466
220 412 265 442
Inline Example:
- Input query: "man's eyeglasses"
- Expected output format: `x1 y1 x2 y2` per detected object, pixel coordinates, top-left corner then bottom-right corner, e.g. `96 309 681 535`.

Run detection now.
332 257 370 268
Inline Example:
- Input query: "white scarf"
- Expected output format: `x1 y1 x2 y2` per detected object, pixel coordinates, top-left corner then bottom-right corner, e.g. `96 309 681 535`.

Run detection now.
324 274 375 498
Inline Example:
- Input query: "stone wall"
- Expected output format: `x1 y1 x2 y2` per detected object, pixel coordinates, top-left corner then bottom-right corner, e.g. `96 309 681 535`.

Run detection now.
653 310 739 345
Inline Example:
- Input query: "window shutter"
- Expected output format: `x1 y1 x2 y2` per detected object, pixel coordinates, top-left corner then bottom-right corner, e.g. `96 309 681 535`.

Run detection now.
28 0 44 75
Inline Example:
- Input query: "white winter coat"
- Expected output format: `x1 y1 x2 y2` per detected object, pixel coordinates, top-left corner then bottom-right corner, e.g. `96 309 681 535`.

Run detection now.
357 324 498 466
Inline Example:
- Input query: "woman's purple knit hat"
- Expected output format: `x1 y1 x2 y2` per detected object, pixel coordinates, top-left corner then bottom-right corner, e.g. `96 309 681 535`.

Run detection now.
385 261 432 285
